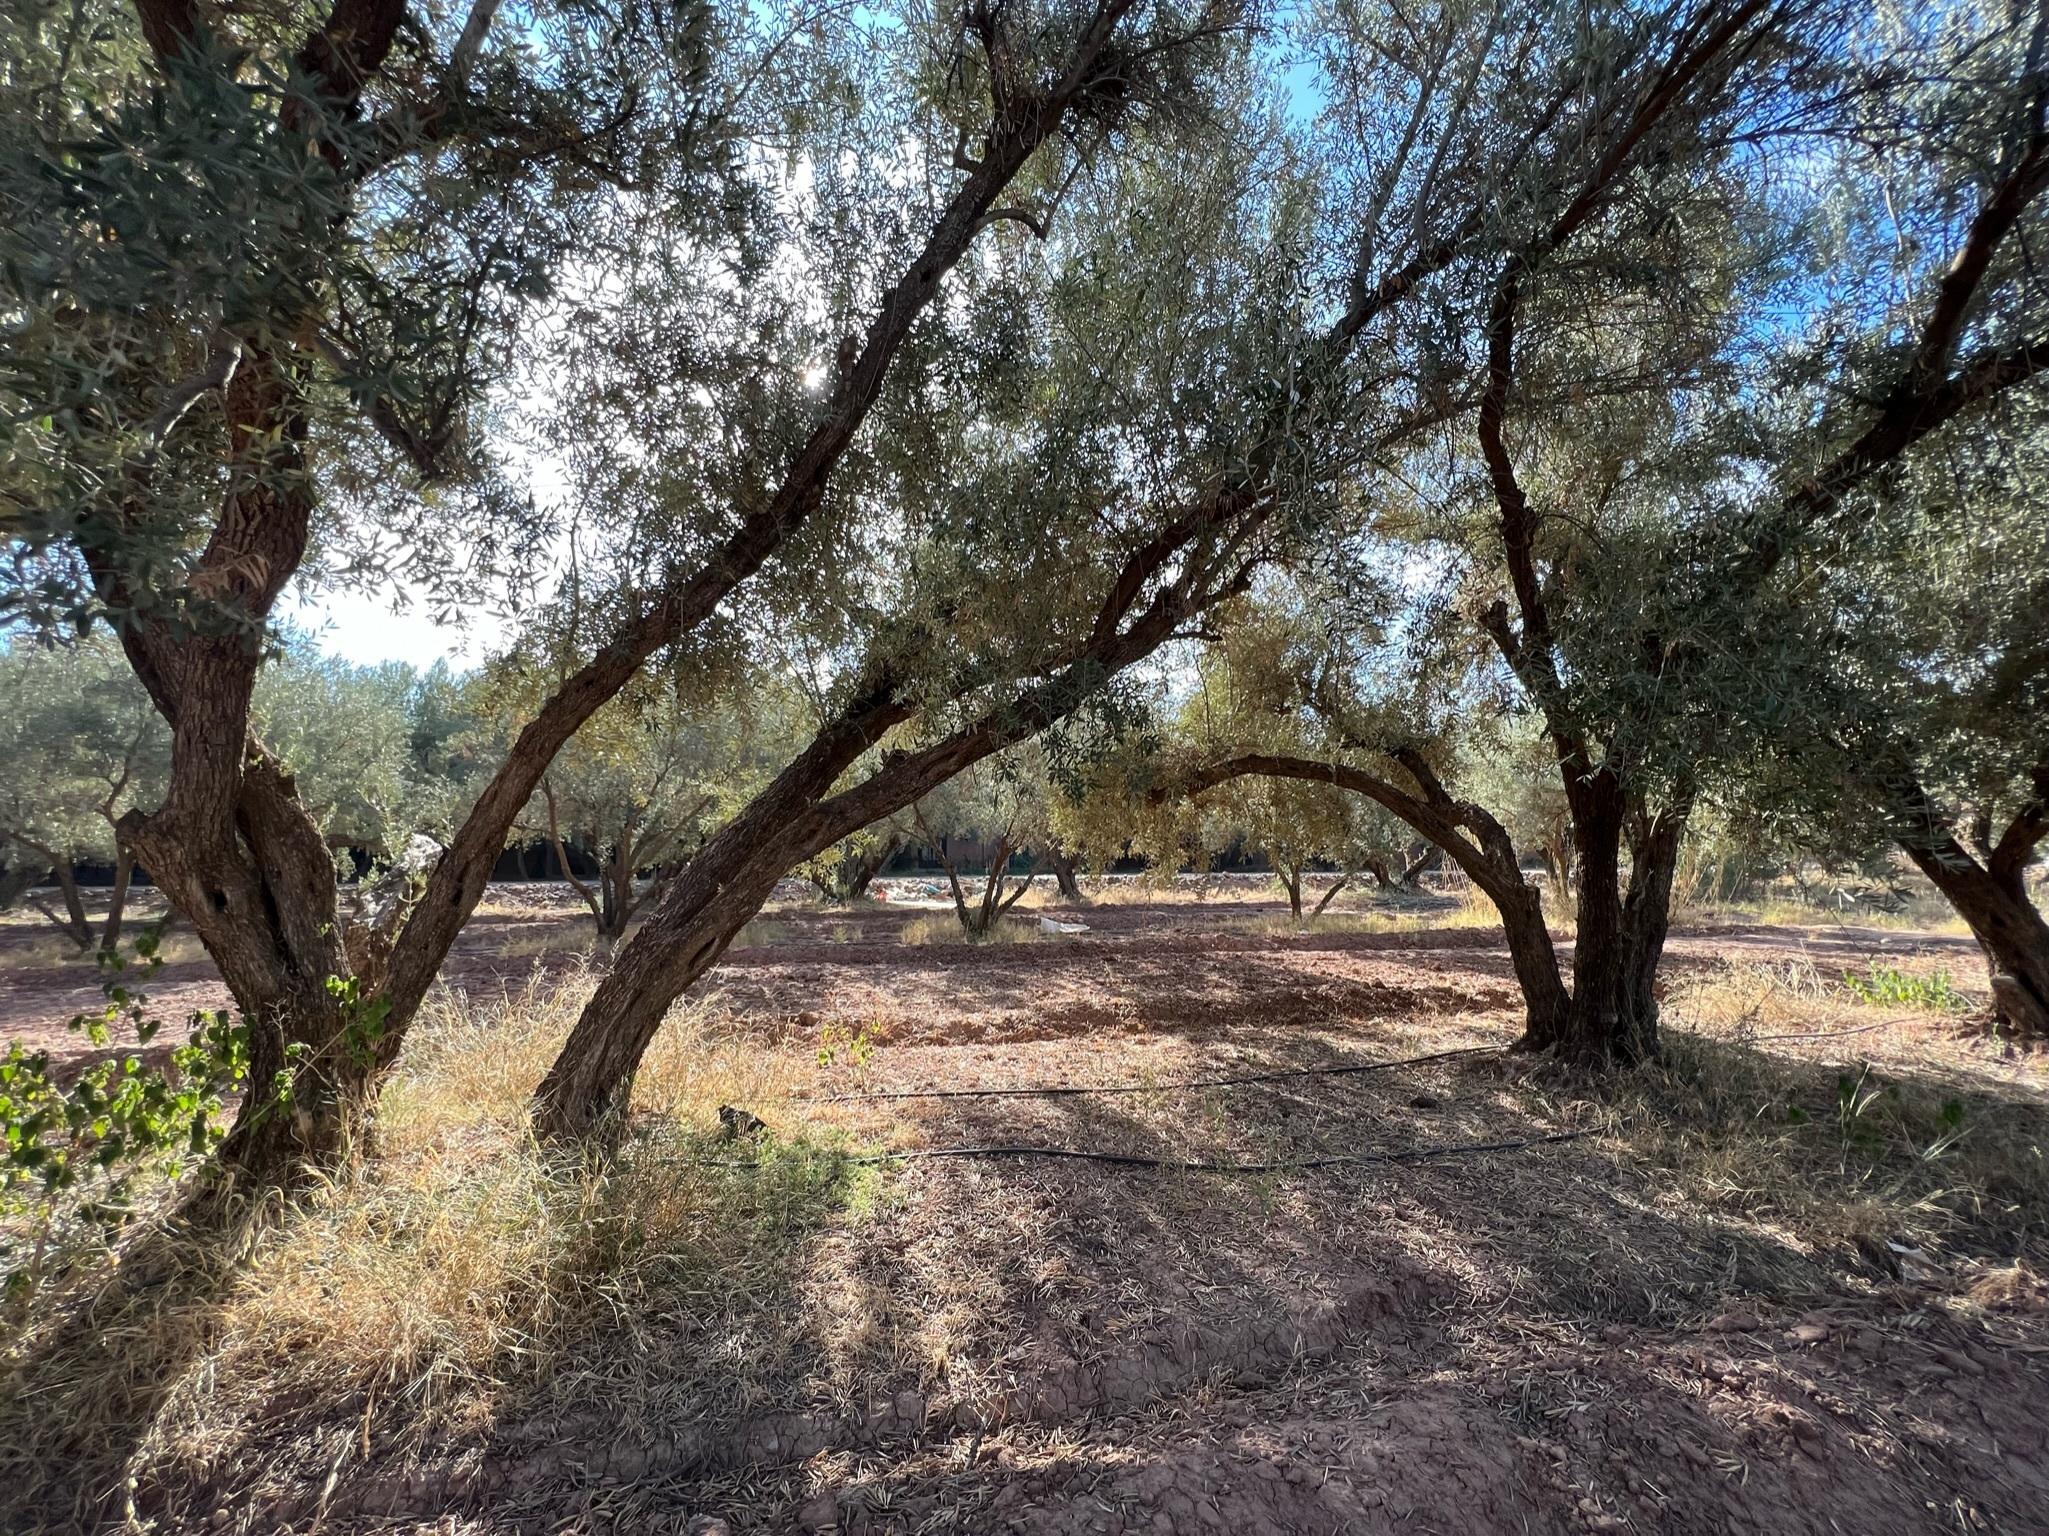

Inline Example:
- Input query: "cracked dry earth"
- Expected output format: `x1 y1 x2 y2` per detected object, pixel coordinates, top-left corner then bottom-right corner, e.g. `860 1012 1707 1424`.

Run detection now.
13 884 2049 1534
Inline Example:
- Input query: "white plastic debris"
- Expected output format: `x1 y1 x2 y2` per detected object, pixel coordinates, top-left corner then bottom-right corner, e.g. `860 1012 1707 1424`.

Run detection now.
1038 916 1090 935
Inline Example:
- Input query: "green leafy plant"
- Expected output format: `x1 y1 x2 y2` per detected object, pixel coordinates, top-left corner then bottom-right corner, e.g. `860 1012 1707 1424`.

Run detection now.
816 1020 878 1078
0 931 250 1310
1842 965 1968 1013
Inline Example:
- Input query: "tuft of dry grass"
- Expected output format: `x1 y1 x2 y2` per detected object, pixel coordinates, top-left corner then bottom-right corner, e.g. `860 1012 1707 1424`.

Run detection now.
896 912 1044 946
1525 957 2049 1260
1562 1031 2049 1258
0 963 878 1524
1694 892 1975 936
1668 955 1983 1037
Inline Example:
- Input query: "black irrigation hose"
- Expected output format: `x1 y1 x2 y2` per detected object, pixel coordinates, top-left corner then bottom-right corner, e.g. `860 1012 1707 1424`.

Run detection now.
694 1127 1594 1175
794 1044 1504 1104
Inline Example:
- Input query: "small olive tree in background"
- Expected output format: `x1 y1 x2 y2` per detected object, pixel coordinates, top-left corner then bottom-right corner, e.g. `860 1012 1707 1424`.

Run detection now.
0 637 167 952
912 745 1059 937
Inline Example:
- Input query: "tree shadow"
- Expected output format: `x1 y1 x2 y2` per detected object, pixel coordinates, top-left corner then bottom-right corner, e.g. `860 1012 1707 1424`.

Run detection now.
0 1201 264 1533
12 924 2043 1533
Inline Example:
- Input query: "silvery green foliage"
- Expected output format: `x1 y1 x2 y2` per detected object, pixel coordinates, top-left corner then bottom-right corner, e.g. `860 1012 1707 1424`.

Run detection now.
0 635 168 874
0 0 747 632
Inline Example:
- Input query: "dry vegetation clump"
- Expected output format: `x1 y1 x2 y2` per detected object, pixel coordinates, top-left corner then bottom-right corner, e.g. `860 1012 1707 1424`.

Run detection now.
1536 960 2049 1264
0 965 880 1526
895 912 1046 946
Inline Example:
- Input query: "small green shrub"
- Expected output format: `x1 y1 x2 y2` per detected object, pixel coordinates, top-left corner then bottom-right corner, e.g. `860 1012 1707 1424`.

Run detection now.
1841 964 1969 1012
0 932 250 1312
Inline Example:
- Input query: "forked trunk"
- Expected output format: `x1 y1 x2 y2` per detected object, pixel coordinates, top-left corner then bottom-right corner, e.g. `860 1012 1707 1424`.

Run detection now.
1279 863 1303 920
595 843 639 944
840 833 903 901
1519 796 1682 1066
41 861 95 952
1398 844 1442 890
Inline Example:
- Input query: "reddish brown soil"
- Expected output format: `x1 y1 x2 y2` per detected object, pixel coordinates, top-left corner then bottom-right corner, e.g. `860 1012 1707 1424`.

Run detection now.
6 881 2044 1535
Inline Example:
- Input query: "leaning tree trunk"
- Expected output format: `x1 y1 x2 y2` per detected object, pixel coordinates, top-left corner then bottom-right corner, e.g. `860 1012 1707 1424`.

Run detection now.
846 833 902 901
99 844 135 956
533 823 810 1138
1486 874 1574 1048
1907 847 2049 1038
534 689 909 1138
1311 874 1350 916
36 858 95 952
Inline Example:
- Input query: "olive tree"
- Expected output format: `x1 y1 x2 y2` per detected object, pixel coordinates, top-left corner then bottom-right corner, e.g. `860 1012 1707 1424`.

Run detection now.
1740 431 2049 1032
1176 0 2049 1063
514 671 788 942
912 744 1058 936
0 636 167 951
3 0 1186 1191
528 0 1797 1134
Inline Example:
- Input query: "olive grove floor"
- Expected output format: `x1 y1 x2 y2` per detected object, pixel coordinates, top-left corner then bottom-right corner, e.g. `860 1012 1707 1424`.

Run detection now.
2 878 2046 1534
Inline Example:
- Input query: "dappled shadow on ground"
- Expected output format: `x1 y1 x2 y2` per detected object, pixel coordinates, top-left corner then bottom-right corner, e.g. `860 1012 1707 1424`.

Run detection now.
0 1203 272 1533
6 889 2045 1533
85 994 2049 1534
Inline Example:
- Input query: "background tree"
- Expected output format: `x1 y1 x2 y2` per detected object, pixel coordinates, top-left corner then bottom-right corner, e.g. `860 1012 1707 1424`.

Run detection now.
0 637 168 952
515 672 784 942
912 745 1057 936
253 648 442 865
1738 429 2049 1032
803 810 916 904
1173 0 2049 1061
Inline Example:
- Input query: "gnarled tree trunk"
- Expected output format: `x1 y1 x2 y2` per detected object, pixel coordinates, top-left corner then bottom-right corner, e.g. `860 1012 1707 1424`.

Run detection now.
1048 847 1085 903
1906 841 2049 1039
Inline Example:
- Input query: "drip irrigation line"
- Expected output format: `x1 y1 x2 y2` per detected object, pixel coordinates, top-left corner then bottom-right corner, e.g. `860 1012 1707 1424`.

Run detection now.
692 1127 1593 1175
1736 1021 1888 1043
794 1045 1503 1104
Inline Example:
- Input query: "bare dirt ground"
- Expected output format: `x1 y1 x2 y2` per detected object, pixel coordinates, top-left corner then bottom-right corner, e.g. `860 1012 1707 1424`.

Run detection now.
4 878 2046 1535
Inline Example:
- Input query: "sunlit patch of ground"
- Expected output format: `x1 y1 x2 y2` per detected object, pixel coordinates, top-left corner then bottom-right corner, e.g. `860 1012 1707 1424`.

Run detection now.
2 877 2045 1533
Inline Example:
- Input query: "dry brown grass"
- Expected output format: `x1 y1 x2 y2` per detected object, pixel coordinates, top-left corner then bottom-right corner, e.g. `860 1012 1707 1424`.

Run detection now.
0 964 880 1525
895 911 1046 945
1529 957 2049 1261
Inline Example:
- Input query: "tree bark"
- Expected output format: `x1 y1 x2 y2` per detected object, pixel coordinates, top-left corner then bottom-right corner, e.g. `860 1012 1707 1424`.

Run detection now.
1906 841 2049 1038
1279 862 1303 920
1397 844 1442 890
1049 847 1085 903
36 857 96 952
533 489 1266 1139
1310 873 1350 917
535 684 912 1137
847 835 899 899
100 844 135 956
1516 780 1681 1066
